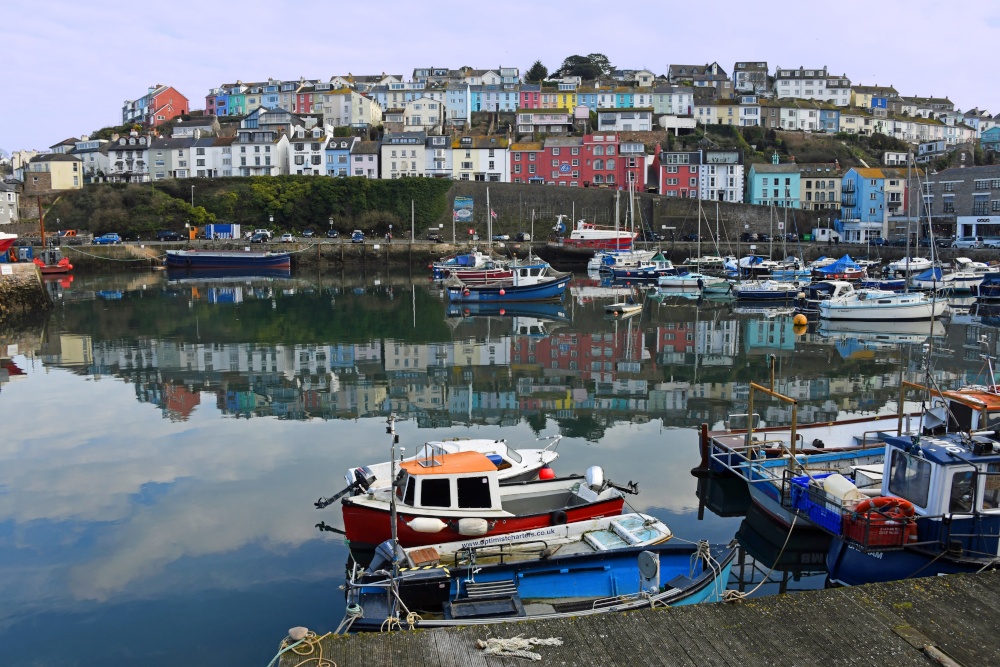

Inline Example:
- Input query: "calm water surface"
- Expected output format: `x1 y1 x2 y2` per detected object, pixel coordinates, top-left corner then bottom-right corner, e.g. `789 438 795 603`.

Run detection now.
0 269 987 666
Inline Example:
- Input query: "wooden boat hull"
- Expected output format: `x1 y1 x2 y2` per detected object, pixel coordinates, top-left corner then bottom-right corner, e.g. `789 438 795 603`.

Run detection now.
165 250 291 269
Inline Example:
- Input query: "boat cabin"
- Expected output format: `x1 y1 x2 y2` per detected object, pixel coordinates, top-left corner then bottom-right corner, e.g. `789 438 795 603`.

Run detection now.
396 451 504 512
880 434 1000 554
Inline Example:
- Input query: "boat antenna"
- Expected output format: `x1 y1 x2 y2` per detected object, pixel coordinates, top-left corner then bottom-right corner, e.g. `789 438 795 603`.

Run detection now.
387 413 401 579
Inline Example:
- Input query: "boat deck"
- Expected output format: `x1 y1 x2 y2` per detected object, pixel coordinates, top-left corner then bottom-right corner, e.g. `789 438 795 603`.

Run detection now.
278 571 1000 667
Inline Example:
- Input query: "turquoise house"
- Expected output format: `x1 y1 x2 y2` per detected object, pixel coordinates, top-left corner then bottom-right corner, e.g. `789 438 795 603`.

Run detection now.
983 126 1000 152
747 154 801 208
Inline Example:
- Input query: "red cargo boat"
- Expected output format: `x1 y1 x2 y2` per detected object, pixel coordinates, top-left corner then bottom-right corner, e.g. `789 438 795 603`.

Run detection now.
340 450 632 549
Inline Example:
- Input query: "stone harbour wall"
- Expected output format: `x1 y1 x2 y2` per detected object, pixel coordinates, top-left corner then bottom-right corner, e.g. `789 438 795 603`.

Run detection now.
0 263 52 319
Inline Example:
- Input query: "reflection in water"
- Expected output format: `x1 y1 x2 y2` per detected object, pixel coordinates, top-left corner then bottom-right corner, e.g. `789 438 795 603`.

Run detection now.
0 270 996 665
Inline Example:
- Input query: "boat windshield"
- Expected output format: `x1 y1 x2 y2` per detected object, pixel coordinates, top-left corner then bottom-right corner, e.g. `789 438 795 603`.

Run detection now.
505 445 521 463
887 448 932 509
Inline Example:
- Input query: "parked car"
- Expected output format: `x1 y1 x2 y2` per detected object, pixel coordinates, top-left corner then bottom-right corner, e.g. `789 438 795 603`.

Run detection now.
426 232 443 242
250 233 268 243
782 233 799 243
514 232 531 242
869 237 886 246
280 233 295 243
680 233 699 242
326 229 340 239
156 230 185 242
302 229 315 238
641 231 664 242
93 233 122 245
887 237 909 247
936 237 955 248
952 237 983 249
351 230 365 243
253 229 274 241
492 234 510 241
983 239 1000 249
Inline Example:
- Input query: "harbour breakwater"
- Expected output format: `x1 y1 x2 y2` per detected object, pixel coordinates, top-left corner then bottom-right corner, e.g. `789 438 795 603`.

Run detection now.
31 239 1000 273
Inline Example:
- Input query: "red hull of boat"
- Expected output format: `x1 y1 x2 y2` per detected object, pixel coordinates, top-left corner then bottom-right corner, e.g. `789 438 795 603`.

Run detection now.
342 497 626 548
560 238 634 251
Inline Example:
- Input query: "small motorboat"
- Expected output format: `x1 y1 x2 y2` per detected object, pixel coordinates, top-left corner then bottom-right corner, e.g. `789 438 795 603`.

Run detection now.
731 279 805 301
656 271 727 289
340 451 636 550
818 288 948 321
343 514 736 630
315 436 563 509
605 297 642 318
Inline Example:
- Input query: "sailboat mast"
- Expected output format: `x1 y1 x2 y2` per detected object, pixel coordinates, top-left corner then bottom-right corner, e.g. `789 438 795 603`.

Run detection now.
697 195 702 262
487 187 491 247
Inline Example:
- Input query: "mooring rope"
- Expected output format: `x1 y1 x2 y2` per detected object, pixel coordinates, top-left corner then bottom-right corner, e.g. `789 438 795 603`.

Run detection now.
724 514 799 603
476 635 564 661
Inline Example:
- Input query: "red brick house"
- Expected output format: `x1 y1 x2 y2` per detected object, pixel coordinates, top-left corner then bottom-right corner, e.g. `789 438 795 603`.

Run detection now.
510 133 647 190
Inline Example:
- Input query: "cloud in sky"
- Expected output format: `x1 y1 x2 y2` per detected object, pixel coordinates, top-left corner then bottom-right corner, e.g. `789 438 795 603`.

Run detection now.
2 0 997 150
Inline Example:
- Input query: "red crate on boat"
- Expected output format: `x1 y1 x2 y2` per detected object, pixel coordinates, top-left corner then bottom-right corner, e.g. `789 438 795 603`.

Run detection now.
842 515 909 549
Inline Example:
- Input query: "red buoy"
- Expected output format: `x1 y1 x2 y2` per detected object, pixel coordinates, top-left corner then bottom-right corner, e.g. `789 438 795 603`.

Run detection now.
538 465 556 480
499 308 506 315
463 289 471 297
499 288 506 296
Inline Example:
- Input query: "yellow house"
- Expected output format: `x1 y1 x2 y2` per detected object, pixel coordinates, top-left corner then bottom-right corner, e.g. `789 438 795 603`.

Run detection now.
24 154 84 191
539 90 578 110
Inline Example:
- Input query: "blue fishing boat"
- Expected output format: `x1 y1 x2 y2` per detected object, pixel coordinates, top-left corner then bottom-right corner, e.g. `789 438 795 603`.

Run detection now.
608 253 678 281
431 251 490 280
342 513 737 631
446 262 571 302
824 429 1000 586
165 249 291 269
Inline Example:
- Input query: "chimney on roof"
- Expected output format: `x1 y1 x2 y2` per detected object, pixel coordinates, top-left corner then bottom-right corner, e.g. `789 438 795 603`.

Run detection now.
834 159 840 170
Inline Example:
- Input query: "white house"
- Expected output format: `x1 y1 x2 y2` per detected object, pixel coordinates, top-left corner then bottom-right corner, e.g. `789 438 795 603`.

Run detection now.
651 86 694 116
597 108 653 131
774 66 851 106
425 135 452 178
404 96 446 133
699 151 744 203
0 182 19 223
451 136 509 182
288 125 333 176
381 131 427 178
350 141 380 179
314 85 382 128
107 134 151 183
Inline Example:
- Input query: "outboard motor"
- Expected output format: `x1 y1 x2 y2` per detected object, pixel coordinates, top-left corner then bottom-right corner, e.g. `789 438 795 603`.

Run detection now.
353 466 376 492
585 465 605 491
367 539 408 575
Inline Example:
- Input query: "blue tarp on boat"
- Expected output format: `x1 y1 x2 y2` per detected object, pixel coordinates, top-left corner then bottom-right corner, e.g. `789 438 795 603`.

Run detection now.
815 255 861 275
913 267 943 281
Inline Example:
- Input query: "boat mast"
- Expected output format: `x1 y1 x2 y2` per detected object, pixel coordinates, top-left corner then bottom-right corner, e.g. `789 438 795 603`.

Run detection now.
387 414 400 579
904 155 913 292
487 187 491 251
697 194 702 263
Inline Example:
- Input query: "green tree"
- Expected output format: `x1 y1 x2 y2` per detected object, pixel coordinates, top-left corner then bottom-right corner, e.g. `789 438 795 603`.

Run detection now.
525 60 548 83
586 53 613 76
558 55 602 80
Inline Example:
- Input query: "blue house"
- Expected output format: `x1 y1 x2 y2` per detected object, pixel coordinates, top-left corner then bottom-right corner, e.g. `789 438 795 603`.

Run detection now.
819 108 840 132
577 89 599 112
747 153 801 208
837 167 906 242
446 84 470 127
325 137 358 177
983 126 1000 152
615 91 634 108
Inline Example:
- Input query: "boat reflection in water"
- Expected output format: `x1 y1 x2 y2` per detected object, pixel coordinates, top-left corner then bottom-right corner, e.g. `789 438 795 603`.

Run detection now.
695 470 830 596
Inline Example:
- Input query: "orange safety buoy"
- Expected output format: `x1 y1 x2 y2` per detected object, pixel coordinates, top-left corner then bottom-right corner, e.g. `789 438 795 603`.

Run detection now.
7 248 16 263
855 496 915 518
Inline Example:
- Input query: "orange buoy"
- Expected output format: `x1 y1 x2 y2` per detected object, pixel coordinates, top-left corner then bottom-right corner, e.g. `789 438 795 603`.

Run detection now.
793 313 808 326
538 466 555 480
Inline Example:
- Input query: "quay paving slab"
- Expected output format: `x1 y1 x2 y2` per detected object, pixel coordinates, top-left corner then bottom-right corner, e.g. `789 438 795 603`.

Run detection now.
279 571 999 667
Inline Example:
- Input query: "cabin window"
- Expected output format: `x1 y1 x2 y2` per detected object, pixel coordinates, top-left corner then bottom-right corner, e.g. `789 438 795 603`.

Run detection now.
404 476 415 505
421 478 451 507
888 449 931 508
457 476 492 508
984 464 1000 510
948 470 975 513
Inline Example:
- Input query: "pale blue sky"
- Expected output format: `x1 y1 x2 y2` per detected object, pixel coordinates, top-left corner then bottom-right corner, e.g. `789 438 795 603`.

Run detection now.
3 0 997 151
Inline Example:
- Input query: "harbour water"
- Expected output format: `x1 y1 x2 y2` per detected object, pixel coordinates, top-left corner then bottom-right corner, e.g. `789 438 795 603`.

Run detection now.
0 269 989 666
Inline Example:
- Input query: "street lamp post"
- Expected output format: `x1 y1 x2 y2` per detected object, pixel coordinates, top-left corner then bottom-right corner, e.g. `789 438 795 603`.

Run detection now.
191 185 195 209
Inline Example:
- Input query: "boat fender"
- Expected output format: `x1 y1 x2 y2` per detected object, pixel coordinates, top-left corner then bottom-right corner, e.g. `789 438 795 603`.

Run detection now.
812 439 825 448
585 466 605 490
407 517 448 533
550 510 568 525
457 518 489 536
